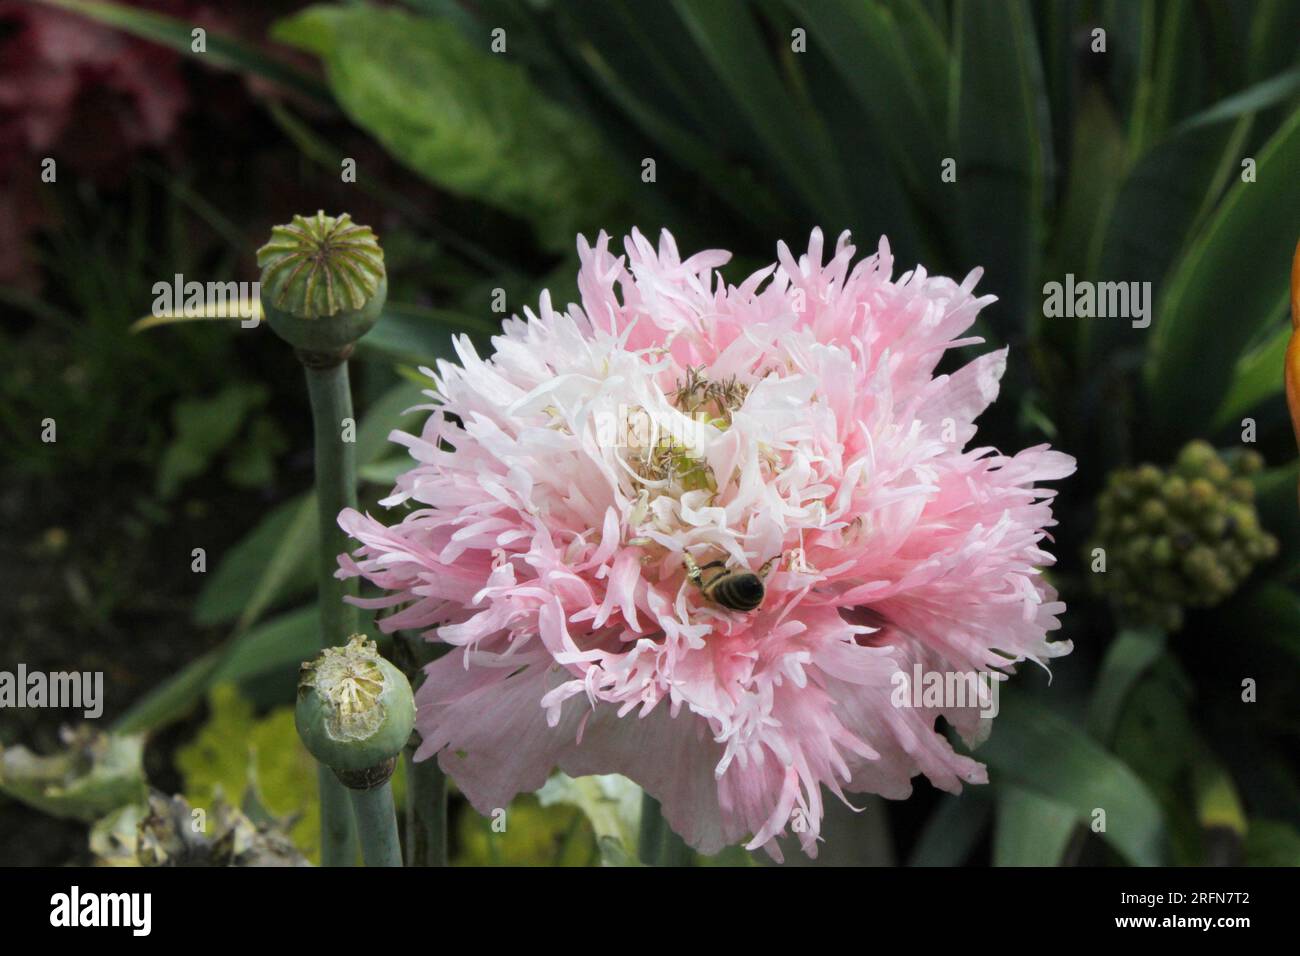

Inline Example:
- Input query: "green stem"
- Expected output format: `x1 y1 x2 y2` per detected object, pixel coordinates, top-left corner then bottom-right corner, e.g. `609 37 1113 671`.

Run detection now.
319 765 355 866
638 791 665 865
350 782 403 867
639 792 692 866
305 359 361 867
659 821 695 867
404 747 449 866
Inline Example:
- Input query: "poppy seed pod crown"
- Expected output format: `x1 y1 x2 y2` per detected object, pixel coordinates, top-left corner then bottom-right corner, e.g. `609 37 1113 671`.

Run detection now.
257 211 387 354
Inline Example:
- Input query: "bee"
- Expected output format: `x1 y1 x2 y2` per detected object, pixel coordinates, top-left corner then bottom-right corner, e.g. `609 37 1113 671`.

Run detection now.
683 552 779 612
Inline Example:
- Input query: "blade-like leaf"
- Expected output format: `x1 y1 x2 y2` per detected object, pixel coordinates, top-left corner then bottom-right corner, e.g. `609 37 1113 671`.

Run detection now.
1252 462 1300 582
211 606 320 686
357 303 498 366
907 792 991 866
951 0 1050 334
1127 0 1195 155
193 495 316 628
1087 627 1167 743
781 0 945 211
113 652 223 734
192 378 428 630
1145 105 1300 439
993 785 1077 866
1094 68 1300 370
977 692 1167 866
669 0 853 226
1213 320 1291 429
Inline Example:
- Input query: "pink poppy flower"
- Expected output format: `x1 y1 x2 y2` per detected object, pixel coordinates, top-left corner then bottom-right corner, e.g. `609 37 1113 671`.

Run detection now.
339 229 1074 858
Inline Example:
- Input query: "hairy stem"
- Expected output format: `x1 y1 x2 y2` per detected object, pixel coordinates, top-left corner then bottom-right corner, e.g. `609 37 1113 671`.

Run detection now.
350 782 403 867
659 821 695 867
639 792 692 865
404 747 449 866
305 359 361 866
395 632 448 866
638 792 665 865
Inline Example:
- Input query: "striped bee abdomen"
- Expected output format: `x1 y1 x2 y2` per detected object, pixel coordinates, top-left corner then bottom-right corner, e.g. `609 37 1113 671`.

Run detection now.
705 571 765 612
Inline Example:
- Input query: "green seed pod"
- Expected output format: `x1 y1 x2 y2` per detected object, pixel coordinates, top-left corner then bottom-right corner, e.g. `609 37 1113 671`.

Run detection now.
1161 475 1188 505
257 211 387 354
1186 478 1219 511
1139 498 1167 527
1205 459 1231 486
1135 464 1164 490
1199 511 1227 538
1175 439 1217 474
295 635 415 787
1235 451 1264 476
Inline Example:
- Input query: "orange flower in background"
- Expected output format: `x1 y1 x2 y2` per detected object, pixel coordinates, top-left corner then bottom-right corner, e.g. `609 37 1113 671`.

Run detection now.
1286 238 1300 507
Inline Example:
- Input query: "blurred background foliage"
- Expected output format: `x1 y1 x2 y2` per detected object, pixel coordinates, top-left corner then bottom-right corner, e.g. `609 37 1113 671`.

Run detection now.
2 0 1298 866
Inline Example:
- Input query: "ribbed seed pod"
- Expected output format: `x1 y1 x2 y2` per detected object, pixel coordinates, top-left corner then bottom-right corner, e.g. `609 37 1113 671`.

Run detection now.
257 211 387 353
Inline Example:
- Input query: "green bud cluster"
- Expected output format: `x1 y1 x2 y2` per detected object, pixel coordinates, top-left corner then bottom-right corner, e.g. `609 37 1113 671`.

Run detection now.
1089 441 1276 631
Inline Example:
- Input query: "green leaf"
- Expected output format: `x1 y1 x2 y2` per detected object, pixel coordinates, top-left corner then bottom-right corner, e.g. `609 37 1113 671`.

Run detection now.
35 0 329 103
1229 582 1300 667
210 606 320 688
155 383 268 499
1127 0 1195 155
113 652 223 734
951 0 1049 334
1095 69 1300 365
454 792 599 866
359 458 409 487
355 378 431 464
1245 819 1300 865
1047 85 1127 364
977 692 1167 865
1213 321 1291 429
781 0 945 211
993 785 1077 866
0 729 146 823
1246 1 1300 84
358 302 497 366
669 0 853 226
1252 463 1300 574
176 685 321 862
560 27 785 235
273 5 628 251
1145 104 1300 437
1087 627 1167 743
193 495 315 628
1049 86 1128 280
113 606 322 734
906 792 991 866
536 772 642 865
225 418 287 489
192 378 427 632
1190 751 1247 837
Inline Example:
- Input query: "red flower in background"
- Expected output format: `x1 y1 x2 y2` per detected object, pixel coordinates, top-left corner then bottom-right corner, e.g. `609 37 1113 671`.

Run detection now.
0 1 189 287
